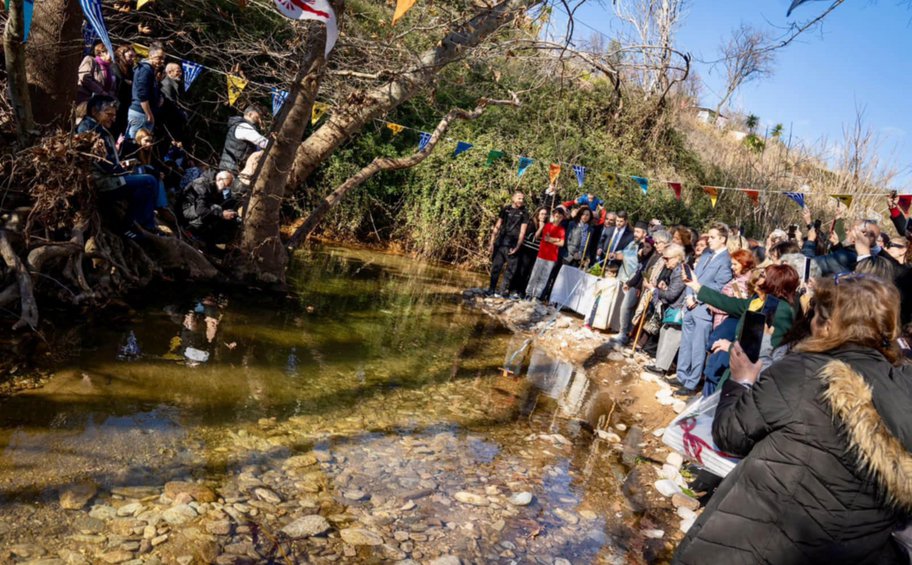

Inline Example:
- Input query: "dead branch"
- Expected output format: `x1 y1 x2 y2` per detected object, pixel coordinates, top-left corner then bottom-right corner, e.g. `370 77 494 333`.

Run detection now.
0 230 38 330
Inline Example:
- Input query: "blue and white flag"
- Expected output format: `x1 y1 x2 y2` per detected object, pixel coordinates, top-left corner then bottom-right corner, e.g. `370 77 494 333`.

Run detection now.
784 192 805 208
573 165 586 187
79 0 114 61
270 88 289 116
786 0 827 16
517 157 534 177
418 132 432 151
82 20 99 54
632 176 649 195
453 141 472 157
22 0 34 42
182 61 203 92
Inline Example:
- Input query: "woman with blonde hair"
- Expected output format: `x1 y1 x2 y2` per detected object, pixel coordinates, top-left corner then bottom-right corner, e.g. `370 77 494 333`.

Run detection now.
674 274 912 564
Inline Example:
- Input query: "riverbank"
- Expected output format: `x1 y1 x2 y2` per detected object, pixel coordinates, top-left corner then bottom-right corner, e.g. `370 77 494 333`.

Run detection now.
462 290 708 557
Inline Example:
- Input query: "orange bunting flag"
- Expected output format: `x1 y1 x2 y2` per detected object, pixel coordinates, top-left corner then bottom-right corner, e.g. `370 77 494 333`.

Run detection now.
667 182 682 201
703 186 719 208
549 164 561 184
744 189 760 206
386 123 405 136
831 194 854 209
392 0 417 24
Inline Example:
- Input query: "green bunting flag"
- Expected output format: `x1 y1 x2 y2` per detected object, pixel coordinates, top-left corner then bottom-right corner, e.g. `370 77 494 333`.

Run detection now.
485 150 505 166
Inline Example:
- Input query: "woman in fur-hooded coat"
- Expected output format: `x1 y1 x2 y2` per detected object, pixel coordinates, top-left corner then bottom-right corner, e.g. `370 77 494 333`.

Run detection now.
674 274 912 565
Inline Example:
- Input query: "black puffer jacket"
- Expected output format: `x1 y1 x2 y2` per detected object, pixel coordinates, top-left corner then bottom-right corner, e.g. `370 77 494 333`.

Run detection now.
674 346 912 565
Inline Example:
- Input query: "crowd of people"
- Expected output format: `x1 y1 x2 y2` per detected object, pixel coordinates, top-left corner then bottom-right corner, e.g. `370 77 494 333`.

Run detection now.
75 41 271 250
487 187 912 563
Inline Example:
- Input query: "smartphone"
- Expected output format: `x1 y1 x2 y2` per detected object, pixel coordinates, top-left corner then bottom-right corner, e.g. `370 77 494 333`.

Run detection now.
898 338 912 359
787 224 797 239
813 219 822 231
739 311 766 363
682 263 694 281
801 257 812 283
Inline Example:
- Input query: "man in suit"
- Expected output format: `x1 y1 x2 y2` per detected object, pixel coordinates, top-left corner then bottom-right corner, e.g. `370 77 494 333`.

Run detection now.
675 222 733 395
597 210 634 266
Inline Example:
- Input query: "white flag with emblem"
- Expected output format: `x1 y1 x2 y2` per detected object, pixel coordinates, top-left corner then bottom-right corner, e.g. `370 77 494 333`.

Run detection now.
272 0 338 56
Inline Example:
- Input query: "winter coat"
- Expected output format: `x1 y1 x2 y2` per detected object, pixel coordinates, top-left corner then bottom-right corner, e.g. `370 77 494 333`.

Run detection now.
180 172 237 230
674 346 912 565
76 116 128 192
76 56 116 103
129 61 161 114
564 221 592 262
654 264 686 309
802 239 857 275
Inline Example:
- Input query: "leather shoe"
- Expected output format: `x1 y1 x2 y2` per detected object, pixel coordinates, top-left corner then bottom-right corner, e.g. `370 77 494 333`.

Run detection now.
644 365 665 375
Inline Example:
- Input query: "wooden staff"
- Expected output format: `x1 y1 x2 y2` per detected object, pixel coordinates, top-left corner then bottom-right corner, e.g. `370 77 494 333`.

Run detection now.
629 288 653 356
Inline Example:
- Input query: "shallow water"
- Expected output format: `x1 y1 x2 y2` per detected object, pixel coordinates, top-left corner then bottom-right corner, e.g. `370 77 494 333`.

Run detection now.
0 246 645 563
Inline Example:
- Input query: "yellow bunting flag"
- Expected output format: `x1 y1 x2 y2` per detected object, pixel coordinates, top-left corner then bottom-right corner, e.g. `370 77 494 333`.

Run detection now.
549 164 561 184
136 0 151 9
226 75 247 106
392 0 417 24
132 43 149 57
703 186 719 208
386 122 405 136
603 173 617 192
311 102 329 125
831 194 854 209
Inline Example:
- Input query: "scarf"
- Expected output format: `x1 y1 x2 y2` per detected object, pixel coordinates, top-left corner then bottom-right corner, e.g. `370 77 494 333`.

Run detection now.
96 57 114 92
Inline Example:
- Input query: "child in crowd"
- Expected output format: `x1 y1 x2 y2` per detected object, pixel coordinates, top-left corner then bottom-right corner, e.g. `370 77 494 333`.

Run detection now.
525 209 566 300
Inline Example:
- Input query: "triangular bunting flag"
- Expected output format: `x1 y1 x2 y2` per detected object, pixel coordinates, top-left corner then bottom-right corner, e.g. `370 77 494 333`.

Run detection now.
132 43 149 57
311 102 329 125
744 189 760 206
703 186 719 208
136 0 151 9
831 194 853 209
22 0 34 41
573 165 586 187
784 192 805 208
485 150 505 166
667 182 682 201
392 0 417 24
517 157 534 177
549 164 561 184
631 176 649 195
271 88 288 116
898 195 912 215
454 141 472 157
603 173 618 192
418 132 432 151
386 123 405 136
226 75 247 106
272 0 338 55
181 61 202 92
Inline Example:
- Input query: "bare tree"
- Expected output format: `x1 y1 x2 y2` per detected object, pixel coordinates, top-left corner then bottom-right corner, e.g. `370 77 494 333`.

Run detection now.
714 24 775 117
612 0 689 99
3 0 34 142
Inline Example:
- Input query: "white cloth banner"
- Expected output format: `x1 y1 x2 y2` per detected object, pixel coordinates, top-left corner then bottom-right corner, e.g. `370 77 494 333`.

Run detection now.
550 267 623 331
272 0 339 55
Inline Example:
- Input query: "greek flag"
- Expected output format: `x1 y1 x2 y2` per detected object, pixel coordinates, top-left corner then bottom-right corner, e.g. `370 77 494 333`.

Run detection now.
573 165 586 187
182 61 203 92
418 132 432 151
82 20 99 54
271 88 289 116
79 0 114 61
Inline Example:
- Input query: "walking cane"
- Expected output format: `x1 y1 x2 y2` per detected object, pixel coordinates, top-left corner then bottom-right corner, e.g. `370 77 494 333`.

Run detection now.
629 288 653 356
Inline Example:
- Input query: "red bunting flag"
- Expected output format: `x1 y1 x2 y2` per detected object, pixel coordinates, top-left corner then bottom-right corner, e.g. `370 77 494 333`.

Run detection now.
898 195 912 215
744 189 760 206
667 182 682 201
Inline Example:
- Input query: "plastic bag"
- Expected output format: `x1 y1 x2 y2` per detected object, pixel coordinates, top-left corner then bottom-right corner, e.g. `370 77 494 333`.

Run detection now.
662 391 741 478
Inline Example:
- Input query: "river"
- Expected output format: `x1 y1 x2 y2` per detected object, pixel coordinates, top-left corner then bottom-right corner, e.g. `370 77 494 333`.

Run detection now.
0 246 651 564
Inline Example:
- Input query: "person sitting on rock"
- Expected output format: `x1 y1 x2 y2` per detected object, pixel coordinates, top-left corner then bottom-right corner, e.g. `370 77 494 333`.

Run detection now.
77 94 159 240
179 170 240 249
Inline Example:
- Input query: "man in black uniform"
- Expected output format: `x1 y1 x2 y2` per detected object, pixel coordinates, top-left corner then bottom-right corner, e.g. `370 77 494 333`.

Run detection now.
487 191 529 297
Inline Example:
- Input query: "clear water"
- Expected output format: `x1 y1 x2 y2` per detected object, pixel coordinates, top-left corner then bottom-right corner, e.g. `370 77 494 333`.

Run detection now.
0 246 644 563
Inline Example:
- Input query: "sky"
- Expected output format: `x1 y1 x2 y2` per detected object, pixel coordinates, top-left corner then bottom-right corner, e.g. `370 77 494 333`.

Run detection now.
548 0 912 187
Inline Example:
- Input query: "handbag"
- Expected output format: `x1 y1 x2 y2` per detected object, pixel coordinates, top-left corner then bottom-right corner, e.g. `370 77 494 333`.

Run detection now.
662 306 683 326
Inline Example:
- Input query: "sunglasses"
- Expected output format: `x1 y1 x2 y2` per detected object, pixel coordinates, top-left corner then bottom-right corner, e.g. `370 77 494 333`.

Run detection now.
833 272 875 285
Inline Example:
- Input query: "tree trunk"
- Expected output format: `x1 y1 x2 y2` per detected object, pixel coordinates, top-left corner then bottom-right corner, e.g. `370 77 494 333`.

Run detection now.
287 94 520 247
24 0 83 127
234 21 330 284
3 0 35 142
285 0 535 191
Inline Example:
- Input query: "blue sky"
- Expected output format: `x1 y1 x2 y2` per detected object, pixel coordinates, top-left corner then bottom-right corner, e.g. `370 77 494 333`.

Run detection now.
549 0 912 186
